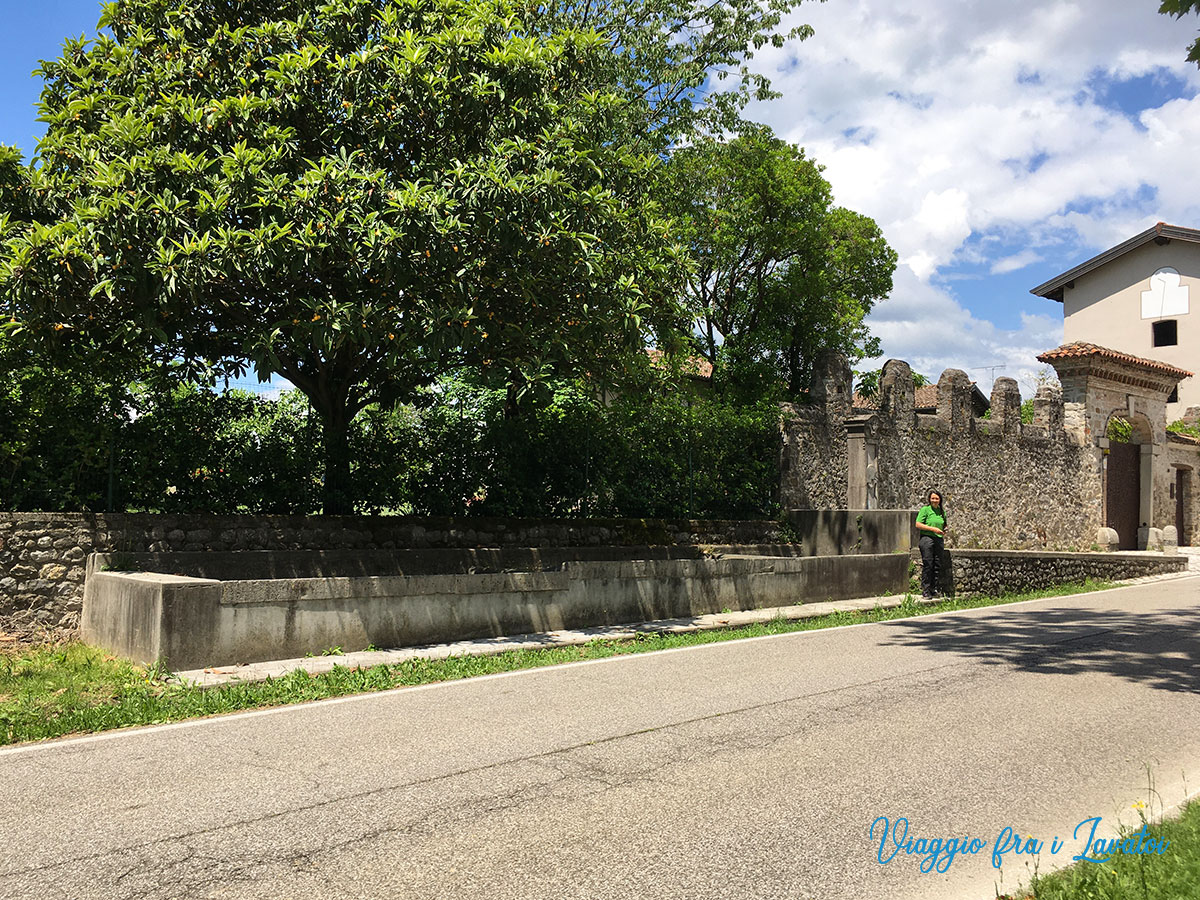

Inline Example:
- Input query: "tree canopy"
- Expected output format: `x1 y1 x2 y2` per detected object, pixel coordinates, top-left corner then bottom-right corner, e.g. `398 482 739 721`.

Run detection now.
854 366 929 404
662 129 896 397
533 0 811 148
1 0 733 512
0 145 33 226
1160 1 1200 65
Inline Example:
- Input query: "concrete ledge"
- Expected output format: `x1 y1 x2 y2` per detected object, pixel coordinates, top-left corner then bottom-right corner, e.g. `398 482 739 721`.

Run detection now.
82 552 910 670
85 545 708 581
175 592 942 687
174 567 1199 687
81 572 222 667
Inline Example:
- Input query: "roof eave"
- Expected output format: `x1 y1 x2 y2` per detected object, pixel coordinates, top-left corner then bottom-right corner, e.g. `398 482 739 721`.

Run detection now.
1029 222 1200 301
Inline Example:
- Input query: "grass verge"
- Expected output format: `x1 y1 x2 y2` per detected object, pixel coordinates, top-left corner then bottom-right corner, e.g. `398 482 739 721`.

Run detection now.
1 579 1115 747
997 796 1200 900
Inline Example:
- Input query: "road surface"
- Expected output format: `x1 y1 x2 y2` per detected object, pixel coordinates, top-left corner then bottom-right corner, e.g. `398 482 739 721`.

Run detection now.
4 576 1200 900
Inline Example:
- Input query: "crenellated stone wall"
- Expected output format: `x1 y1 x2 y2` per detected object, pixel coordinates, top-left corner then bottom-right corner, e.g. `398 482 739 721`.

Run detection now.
8 346 1199 641
904 370 1102 551
781 356 1114 550
778 350 853 510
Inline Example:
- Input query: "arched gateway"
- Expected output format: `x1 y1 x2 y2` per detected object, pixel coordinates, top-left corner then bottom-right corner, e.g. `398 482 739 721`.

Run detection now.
1038 342 1192 550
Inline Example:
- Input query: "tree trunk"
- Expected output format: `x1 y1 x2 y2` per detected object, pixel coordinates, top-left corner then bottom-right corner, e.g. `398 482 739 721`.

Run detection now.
311 390 355 516
504 378 522 420
786 338 803 396
320 413 353 515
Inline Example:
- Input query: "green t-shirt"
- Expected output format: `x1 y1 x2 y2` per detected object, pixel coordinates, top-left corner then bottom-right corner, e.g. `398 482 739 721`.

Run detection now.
917 505 946 533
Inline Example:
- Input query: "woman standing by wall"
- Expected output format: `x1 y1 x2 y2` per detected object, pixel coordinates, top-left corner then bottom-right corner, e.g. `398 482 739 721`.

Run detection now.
916 490 947 598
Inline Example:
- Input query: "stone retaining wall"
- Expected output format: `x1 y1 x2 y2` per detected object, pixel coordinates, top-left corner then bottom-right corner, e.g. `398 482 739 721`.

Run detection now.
0 512 790 636
942 549 1188 597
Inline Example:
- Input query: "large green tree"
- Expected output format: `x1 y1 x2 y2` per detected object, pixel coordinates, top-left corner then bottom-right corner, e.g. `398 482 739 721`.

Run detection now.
1161 1 1200 65
2 0 728 513
663 129 896 396
535 0 811 148
0 146 32 225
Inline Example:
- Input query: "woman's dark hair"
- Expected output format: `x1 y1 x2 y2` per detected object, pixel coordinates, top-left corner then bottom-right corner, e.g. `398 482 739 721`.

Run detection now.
927 489 944 507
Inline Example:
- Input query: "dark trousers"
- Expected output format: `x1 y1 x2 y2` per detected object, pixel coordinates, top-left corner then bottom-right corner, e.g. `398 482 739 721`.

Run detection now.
919 535 944 597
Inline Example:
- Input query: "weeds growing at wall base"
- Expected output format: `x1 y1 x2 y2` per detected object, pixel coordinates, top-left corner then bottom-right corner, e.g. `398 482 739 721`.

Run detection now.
0 579 1114 746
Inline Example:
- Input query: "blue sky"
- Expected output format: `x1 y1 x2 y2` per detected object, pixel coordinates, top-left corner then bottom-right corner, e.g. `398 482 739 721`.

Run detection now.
0 1 105 158
4 1 1200 396
746 0 1200 393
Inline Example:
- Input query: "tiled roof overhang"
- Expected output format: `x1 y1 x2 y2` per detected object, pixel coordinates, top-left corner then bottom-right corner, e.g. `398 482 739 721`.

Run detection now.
1037 342 1193 392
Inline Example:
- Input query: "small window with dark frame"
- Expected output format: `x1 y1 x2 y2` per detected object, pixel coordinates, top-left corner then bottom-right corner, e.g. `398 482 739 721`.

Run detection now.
1169 386 1179 403
1153 319 1178 347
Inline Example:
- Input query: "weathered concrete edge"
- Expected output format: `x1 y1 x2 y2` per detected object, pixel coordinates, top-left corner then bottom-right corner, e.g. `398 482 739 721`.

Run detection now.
86 553 910 669
172 569 1198 688
172 591 929 688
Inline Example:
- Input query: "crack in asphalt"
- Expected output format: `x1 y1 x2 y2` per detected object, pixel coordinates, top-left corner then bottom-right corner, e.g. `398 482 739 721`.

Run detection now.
0 618 1167 898
0 655 983 887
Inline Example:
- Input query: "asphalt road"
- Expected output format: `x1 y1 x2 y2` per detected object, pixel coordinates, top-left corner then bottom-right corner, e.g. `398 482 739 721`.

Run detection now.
5 576 1200 900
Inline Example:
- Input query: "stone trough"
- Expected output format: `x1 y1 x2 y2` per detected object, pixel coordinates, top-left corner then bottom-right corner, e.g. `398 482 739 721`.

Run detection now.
80 546 910 670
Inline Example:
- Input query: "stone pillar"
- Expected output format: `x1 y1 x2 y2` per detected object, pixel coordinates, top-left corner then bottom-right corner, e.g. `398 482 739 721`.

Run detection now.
1032 384 1064 433
1139 525 1163 551
879 359 915 433
875 358 915 509
846 418 868 510
937 368 974 433
810 350 852 422
1096 527 1120 551
1163 525 1179 555
1140 443 1155 531
989 377 1022 436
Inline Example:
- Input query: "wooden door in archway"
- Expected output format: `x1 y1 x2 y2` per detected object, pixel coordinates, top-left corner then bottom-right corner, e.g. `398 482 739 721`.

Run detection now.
1106 443 1140 550
1177 468 1189 546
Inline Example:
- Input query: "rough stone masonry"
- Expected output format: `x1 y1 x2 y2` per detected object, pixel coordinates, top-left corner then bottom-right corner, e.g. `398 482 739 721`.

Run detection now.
780 348 1199 552
0 513 789 637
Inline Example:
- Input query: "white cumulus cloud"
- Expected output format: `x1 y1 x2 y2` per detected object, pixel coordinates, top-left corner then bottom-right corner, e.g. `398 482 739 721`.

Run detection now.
742 0 1200 387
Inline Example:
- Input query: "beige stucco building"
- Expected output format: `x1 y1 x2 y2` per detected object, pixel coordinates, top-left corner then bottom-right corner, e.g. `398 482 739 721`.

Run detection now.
1031 222 1200 417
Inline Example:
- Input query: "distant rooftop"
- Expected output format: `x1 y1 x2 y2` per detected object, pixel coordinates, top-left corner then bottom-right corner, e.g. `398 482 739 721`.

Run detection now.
645 349 713 380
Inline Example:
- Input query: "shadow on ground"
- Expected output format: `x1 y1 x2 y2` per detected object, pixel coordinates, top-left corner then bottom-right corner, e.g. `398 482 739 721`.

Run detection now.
877 602 1200 695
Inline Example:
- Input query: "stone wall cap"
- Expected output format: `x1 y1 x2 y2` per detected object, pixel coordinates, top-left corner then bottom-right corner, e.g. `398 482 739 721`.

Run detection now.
853 382 990 415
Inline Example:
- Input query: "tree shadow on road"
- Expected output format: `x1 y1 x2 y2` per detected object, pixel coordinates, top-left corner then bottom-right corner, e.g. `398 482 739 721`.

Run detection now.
876 602 1200 695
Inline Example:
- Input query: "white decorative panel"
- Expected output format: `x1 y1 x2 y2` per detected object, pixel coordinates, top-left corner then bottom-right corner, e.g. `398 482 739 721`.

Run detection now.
1141 267 1189 319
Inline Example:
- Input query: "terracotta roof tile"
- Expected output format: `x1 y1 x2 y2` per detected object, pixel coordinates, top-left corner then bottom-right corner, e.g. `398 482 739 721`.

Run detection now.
1168 430 1200 446
1036 342 1193 378
914 384 939 408
645 349 713 379
853 382 978 410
